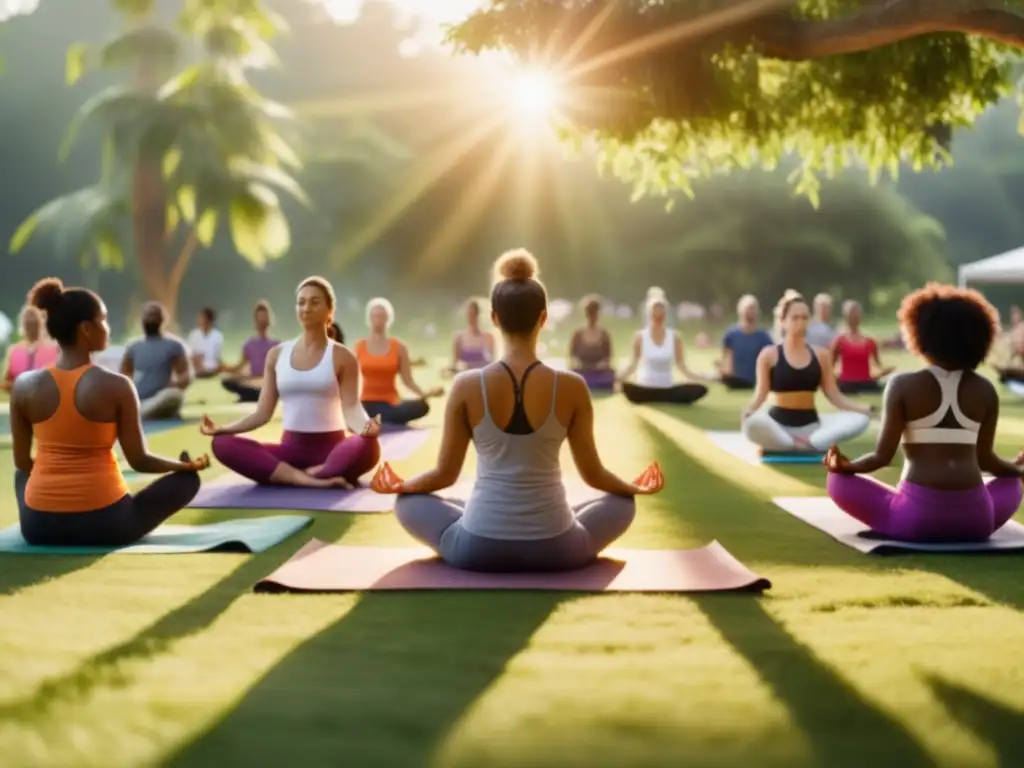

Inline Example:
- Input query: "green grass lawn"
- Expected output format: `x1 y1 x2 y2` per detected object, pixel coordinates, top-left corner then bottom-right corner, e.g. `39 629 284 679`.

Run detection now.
5 347 1024 767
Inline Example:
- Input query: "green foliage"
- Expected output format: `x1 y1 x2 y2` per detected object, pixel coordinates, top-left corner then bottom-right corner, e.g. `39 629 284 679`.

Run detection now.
449 0 1024 200
12 0 304 270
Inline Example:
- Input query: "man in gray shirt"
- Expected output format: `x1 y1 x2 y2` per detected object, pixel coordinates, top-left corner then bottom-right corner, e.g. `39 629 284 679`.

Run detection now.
806 292 837 349
121 302 192 420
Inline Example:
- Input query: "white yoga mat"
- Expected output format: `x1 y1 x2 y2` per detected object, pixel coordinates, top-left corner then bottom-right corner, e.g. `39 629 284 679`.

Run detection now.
773 496 1024 554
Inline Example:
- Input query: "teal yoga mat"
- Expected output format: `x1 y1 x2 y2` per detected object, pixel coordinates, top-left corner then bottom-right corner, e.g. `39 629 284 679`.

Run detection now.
0 515 312 555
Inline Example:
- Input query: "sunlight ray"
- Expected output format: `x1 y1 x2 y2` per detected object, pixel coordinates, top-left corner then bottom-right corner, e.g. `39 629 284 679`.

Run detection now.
293 87 466 118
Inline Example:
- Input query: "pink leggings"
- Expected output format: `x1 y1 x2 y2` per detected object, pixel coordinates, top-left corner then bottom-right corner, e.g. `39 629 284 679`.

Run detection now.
827 473 1023 543
212 430 380 485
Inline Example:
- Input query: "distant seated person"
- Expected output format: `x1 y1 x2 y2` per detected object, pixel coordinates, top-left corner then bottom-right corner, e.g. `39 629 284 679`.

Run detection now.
826 284 1023 543
187 306 224 379
355 297 443 426
618 287 709 405
121 302 191 421
714 294 773 390
742 290 871 455
447 298 495 374
205 276 381 488
12 278 206 547
1 305 59 392
568 295 615 391
831 299 895 394
806 292 837 349
370 249 663 573
221 300 278 403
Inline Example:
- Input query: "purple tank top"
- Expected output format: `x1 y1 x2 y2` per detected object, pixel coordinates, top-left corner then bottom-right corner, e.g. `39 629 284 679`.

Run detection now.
243 336 277 376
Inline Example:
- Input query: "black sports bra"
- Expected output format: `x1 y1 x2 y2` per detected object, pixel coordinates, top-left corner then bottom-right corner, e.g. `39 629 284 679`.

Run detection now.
770 344 821 393
500 361 542 435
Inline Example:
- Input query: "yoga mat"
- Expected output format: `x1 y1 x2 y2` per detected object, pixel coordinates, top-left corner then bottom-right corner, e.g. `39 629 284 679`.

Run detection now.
705 431 823 465
379 427 431 460
773 496 1024 554
142 417 197 435
0 515 311 555
188 474 391 513
254 539 772 593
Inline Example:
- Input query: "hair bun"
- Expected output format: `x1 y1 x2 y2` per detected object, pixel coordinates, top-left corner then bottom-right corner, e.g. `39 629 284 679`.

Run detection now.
646 286 666 300
28 277 65 314
495 249 538 282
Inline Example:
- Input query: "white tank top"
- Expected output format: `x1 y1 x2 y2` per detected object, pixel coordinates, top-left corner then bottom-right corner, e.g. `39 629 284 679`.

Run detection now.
275 339 345 433
637 328 675 387
902 367 981 445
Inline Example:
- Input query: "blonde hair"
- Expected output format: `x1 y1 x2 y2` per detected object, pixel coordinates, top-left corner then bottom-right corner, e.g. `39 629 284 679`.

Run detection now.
365 297 395 327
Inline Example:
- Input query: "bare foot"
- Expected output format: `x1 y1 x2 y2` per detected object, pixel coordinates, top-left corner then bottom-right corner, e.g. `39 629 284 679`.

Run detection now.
305 464 324 477
792 436 813 450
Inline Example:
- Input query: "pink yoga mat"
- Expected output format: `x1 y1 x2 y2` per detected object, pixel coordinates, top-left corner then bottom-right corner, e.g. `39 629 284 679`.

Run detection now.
254 540 772 593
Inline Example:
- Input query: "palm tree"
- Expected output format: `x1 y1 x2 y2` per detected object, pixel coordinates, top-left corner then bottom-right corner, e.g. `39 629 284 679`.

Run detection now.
9 0 304 321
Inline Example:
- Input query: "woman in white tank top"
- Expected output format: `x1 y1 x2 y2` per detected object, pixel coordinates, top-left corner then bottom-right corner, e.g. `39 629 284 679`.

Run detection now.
825 284 1023 543
200 277 382 488
369 250 664 573
617 287 711 405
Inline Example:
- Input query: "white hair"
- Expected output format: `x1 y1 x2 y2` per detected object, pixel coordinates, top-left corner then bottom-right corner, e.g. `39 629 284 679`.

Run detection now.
645 286 668 316
736 294 758 314
814 293 833 308
365 297 395 327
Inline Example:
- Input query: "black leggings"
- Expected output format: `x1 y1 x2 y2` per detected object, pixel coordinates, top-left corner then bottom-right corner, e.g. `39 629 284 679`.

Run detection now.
15 469 201 547
838 379 883 395
720 375 755 391
363 399 430 425
622 381 708 405
222 378 261 402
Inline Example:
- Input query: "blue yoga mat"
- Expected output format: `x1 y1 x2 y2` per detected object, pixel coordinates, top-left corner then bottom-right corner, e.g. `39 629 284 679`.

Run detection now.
761 453 824 465
0 515 312 555
142 417 196 435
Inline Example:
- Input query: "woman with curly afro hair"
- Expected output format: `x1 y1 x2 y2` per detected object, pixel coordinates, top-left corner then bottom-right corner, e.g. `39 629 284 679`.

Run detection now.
825 283 1024 542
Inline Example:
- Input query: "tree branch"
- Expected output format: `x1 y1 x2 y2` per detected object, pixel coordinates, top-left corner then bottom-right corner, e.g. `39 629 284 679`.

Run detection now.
168 228 198 303
754 0 1024 60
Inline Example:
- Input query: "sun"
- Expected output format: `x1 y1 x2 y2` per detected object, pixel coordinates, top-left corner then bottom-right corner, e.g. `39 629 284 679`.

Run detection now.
507 70 561 120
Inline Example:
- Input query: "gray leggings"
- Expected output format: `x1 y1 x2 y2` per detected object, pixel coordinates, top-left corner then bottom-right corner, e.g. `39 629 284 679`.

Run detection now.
394 493 636 572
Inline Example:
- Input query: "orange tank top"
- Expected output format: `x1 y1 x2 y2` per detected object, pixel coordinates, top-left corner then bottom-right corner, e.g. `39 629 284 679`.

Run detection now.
24 365 129 513
355 338 401 405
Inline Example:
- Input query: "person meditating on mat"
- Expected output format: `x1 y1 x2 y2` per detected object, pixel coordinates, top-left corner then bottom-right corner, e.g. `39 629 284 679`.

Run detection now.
742 290 871 454
355 297 443 426
831 300 895 395
221 300 278 403
121 302 192 421
187 306 225 379
203 276 382 488
806 292 836 349
618 287 709 405
446 298 495 374
1 305 58 392
11 278 207 546
715 295 773 391
369 249 663 573
825 283 1024 543
568 295 615 391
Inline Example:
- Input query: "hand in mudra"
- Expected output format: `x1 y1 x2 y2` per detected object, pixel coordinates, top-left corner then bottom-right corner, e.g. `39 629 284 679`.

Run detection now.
370 462 405 494
424 387 444 399
361 414 382 439
632 462 665 495
823 445 853 474
199 415 219 437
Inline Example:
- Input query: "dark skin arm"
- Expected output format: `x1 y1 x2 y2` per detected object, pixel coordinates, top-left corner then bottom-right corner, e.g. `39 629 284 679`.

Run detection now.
115 378 197 474
840 377 905 474
10 377 34 474
977 382 1024 478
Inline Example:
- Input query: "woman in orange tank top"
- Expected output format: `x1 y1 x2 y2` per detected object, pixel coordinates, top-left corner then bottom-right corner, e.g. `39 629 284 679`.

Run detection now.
11 278 209 547
355 297 443 426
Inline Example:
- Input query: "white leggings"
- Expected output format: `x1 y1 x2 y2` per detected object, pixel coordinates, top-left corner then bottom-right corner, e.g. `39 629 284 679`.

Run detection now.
742 410 869 452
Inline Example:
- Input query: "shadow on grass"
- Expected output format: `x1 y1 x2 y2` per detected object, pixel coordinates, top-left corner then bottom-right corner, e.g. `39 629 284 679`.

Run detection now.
168 591 567 768
0 513 354 724
695 595 932 767
0 554 107 598
926 675 1024 765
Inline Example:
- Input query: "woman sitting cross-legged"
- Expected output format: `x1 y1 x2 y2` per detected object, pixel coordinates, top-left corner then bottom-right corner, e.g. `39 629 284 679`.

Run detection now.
830 299 895 395
355 297 443 426
204 276 381 488
618 287 710 405
568 295 616 391
742 290 872 454
12 278 207 547
369 249 664 573
825 284 1024 543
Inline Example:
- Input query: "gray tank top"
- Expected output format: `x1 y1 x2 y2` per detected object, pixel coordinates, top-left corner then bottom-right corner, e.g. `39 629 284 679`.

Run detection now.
459 366 574 540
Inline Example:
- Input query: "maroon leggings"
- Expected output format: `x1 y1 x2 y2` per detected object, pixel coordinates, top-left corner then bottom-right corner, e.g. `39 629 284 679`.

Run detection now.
211 430 380 485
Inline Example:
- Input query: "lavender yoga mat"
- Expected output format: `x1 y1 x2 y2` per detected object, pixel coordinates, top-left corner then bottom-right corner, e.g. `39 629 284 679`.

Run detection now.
254 539 772 593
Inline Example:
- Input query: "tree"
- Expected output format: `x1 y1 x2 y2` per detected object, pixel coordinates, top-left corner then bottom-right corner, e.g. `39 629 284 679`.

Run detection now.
9 0 304 321
450 0 1024 201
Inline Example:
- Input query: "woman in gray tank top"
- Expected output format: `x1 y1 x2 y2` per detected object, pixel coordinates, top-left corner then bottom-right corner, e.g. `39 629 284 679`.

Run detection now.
370 249 664 572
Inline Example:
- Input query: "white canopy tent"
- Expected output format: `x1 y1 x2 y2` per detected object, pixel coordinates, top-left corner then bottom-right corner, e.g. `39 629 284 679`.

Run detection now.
958 246 1024 287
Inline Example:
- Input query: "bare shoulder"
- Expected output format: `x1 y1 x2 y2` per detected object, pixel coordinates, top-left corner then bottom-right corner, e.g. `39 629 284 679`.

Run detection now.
553 369 589 398
758 345 779 363
10 368 48 401
330 341 356 366
450 370 479 399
